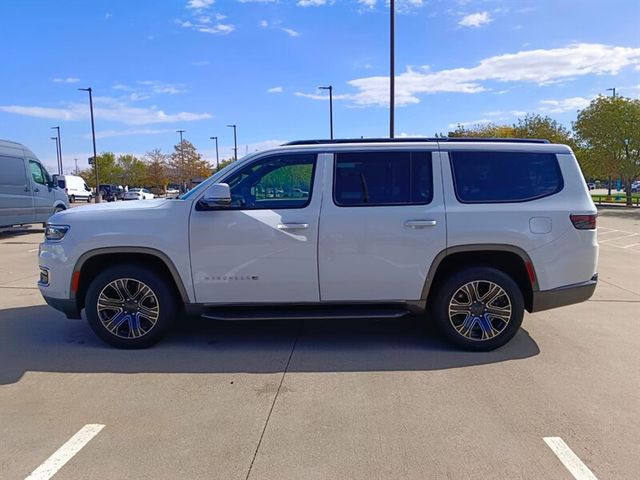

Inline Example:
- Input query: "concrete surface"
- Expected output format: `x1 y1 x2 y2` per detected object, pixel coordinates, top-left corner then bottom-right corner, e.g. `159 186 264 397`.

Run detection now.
1 210 638 479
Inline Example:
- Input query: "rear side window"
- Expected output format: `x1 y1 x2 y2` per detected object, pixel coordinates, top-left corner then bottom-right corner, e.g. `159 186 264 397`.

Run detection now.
0 155 26 186
449 151 563 203
334 151 433 206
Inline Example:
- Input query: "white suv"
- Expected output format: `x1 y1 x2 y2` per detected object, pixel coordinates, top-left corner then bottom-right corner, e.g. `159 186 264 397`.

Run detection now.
38 139 598 351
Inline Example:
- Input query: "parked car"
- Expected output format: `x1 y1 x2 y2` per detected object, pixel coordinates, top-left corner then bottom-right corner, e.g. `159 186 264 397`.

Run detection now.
39 138 598 351
587 182 596 190
0 139 69 228
123 188 154 200
98 184 123 202
165 187 180 198
54 174 93 203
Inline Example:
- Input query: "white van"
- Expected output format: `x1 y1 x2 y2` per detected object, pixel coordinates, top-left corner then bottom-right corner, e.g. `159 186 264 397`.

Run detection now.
0 139 69 228
54 174 93 203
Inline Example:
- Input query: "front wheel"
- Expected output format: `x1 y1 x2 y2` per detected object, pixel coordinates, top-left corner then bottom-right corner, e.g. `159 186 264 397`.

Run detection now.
85 265 177 348
431 267 524 351
69 195 75 203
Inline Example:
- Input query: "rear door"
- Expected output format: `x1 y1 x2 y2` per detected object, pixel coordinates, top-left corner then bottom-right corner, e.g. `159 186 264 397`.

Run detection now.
318 149 446 301
0 155 34 226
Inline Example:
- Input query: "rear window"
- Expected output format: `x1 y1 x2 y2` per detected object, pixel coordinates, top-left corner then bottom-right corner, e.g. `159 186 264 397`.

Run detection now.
449 151 563 203
334 151 433 206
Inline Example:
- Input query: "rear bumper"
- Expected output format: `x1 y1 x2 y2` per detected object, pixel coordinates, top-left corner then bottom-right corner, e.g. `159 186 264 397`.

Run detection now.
42 295 81 319
530 275 597 313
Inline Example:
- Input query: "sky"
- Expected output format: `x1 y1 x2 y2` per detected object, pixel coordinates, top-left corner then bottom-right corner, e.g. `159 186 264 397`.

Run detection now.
0 0 639 174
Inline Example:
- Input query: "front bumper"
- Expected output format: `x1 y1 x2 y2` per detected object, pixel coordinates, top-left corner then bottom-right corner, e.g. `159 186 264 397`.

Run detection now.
42 295 81 319
530 275 597 313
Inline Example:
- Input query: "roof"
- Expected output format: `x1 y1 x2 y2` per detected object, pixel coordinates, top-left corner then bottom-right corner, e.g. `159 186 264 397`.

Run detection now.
284 138 550 146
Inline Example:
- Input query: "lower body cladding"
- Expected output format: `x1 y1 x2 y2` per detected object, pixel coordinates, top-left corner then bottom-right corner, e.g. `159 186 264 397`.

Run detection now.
40 276 598 321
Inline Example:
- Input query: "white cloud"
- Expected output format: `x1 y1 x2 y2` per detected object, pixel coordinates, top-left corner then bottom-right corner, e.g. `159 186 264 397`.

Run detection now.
0 97 212 126
198 24 235 34
538 96 592 113
105 12 112 19
260 20 269 28
341 43 640 107
112 81 187 100
358 0 377 7
192 60 210 66
267 86 283 93
186 0 214 9
297 0 327 6
396 0 425 14
93 128 174 140
282 28 300 37
459 11 492 28
53 77 80 84
294 92 351 101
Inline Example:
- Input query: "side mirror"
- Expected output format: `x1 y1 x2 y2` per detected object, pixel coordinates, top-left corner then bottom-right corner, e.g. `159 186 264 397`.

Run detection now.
198 183 232 209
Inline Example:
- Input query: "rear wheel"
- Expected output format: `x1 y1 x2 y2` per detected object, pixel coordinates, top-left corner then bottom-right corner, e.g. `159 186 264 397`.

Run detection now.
431 267 524 351
69 195 75 203
85 265 177 348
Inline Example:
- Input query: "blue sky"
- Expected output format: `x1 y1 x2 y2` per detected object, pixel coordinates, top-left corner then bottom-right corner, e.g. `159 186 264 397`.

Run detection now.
1 0 639 174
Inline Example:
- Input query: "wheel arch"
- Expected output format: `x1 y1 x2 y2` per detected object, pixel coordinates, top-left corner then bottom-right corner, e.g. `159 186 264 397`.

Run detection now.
72 247 190 310
422 244 538 313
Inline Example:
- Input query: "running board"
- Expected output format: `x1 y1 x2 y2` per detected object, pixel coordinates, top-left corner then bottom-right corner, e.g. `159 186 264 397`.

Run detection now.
200 306 411 321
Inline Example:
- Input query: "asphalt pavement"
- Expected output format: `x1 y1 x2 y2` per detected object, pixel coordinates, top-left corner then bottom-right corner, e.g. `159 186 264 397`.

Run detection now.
1 209 638 480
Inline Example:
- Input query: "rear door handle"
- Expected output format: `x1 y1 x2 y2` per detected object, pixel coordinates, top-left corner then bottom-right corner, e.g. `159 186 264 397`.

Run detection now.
404 219 437 228
33 187 40 193
277 223 309 230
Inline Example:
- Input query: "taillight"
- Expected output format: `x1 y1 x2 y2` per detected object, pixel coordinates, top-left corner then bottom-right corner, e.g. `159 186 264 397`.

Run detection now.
570 214 597 230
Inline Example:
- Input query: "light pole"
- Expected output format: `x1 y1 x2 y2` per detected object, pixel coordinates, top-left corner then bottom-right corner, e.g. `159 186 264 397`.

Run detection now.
74 158 79 174
606 87 616 98
50 136 60 174
318 85 333 139
78 87 100 202
209 136 219 170
389 0 395 138
227 124 237 161
51 126 63 174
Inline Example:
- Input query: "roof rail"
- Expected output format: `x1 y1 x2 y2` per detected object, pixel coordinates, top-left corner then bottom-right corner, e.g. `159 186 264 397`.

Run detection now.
283 137 550 146
0 139 24 146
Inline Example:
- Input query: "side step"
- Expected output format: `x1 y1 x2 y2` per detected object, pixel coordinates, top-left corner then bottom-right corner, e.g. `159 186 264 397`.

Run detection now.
200 305 412 321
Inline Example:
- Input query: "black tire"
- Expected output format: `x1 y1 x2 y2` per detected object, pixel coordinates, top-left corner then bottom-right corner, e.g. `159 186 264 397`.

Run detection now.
87 195 92 203
431 267 524 351
53 206 65 215
69 195 75 203
85 264 177 349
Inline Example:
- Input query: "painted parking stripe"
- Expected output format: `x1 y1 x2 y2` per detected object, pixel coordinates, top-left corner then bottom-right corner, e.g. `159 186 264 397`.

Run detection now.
543 437 598 480
25 424 105 480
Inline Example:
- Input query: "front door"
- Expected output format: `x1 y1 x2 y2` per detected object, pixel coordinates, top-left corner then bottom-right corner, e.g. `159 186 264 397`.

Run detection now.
27 159 55 222
189 152 325 304
318 149 447 301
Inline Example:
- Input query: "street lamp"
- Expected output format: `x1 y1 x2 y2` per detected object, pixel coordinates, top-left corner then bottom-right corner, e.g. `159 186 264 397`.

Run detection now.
209 136 219 170
389 0 395 138
78 87 100 202
606 87 616 98
227 124 237 161
318 85 334 139
51 126 63 174
50 136 60 174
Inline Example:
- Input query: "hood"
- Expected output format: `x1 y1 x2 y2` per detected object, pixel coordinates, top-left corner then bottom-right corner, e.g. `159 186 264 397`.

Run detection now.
48 199 178 224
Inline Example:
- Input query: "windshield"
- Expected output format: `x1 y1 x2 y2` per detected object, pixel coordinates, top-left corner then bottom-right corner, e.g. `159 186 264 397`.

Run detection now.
180 158 247 200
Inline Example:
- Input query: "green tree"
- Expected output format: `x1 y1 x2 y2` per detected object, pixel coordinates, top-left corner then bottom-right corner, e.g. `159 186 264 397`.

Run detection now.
574 96 640 205
117 154 147 187
513 114 574 146
79 152 122 187
446 123 517 138
169 140 213 187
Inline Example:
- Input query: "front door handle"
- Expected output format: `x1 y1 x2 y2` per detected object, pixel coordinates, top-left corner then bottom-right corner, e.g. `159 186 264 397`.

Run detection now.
404 219 437 228
33 187 40 193
277 223 309 230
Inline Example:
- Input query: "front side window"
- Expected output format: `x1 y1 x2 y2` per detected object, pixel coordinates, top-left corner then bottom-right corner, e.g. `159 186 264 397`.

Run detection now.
334 151 433 206
29 160 45 185
449 151 563 203
222 154 316 209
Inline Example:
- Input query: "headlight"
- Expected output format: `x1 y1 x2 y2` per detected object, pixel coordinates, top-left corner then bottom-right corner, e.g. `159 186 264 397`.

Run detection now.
45 225 70 241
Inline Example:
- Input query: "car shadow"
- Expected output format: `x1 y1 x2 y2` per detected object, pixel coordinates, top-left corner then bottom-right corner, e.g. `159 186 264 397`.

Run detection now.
0 305 540 385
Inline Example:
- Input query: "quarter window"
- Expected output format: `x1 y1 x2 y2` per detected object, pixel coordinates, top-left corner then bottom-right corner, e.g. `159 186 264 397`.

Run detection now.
223 154 316 209
334 151 433 206
449 151 563 203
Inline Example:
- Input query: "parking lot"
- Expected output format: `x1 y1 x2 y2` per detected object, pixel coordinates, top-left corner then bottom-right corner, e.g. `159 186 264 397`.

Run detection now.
0 209 638 480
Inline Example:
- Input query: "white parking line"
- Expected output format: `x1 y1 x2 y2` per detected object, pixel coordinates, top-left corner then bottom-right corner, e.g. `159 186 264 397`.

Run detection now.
25 424 105 480
544 437 598 480
28 248 38 252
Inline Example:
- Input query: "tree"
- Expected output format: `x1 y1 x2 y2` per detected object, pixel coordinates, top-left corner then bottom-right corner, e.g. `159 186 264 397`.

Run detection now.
447 123 517 138
574 96 640 205
144 149 169 190
513 114 574 146
78 152 122 187
169 140 213 187
117 154 147 187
